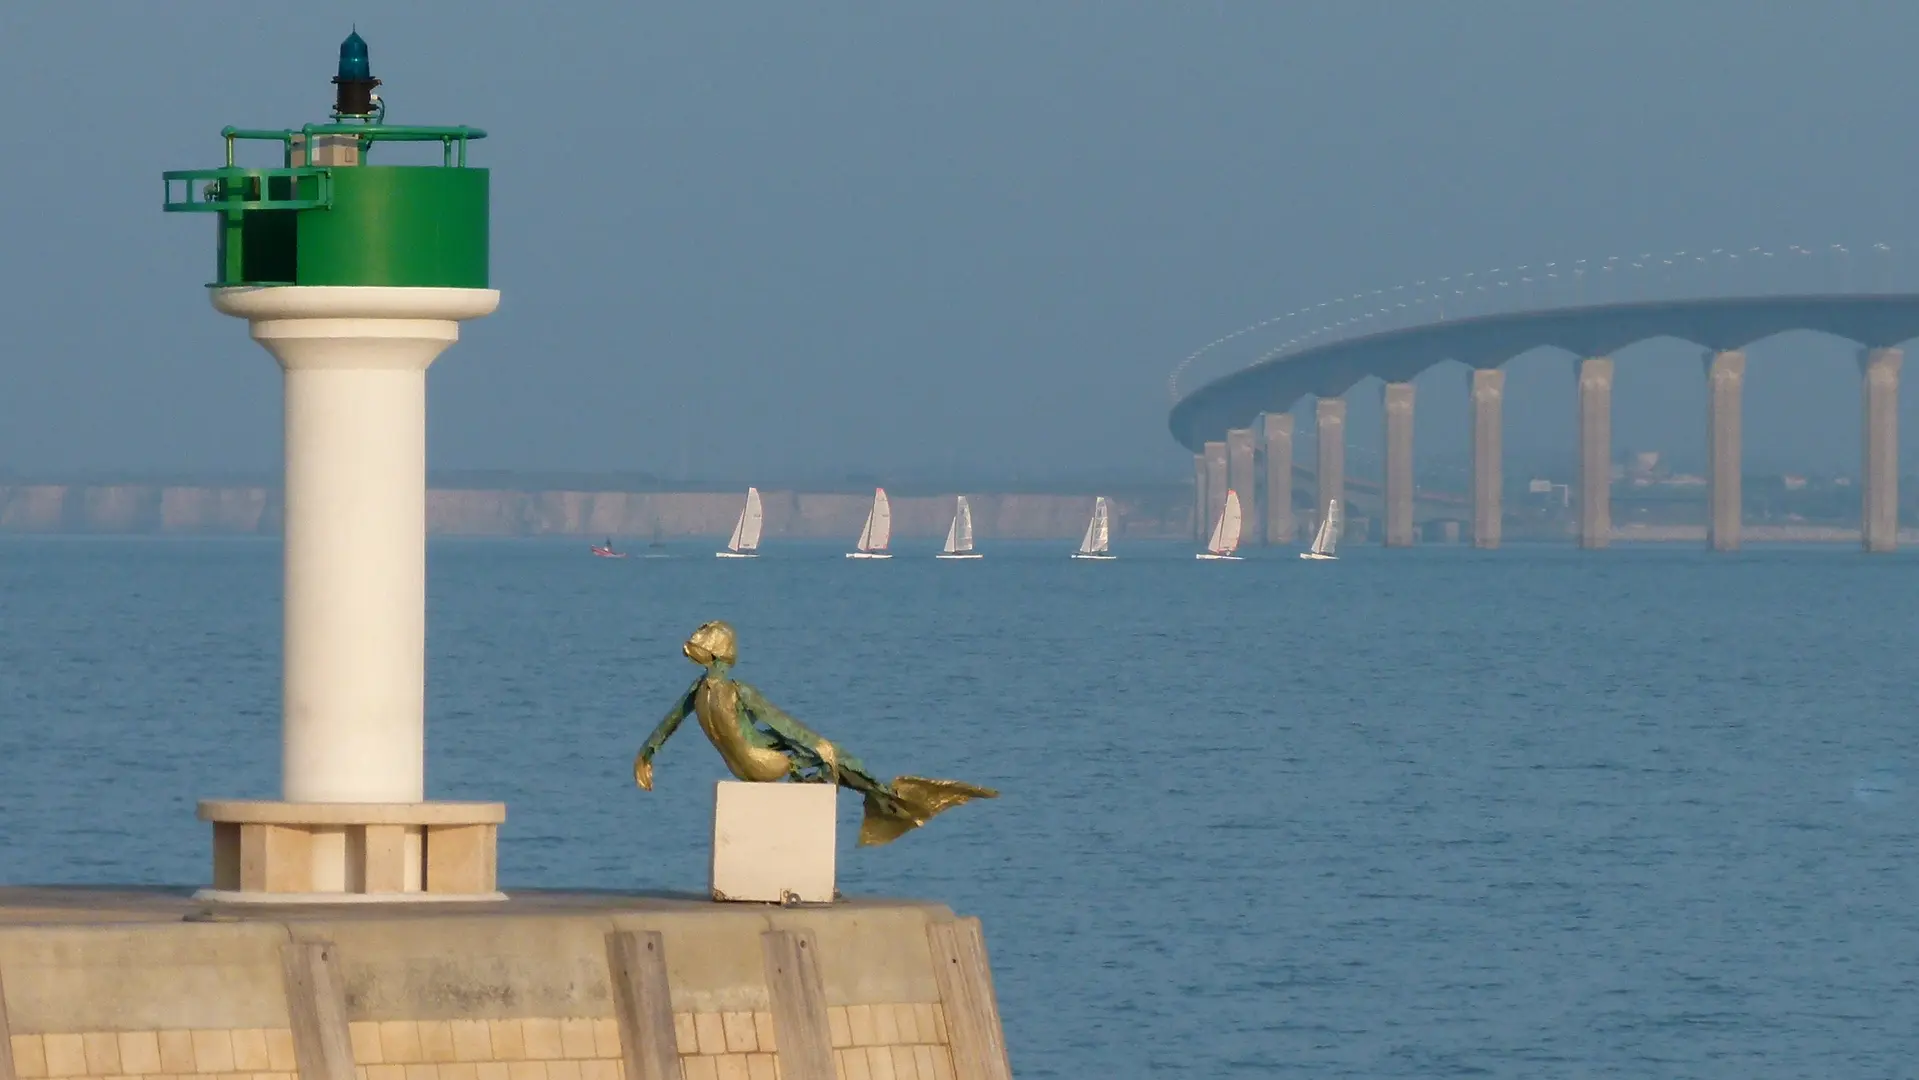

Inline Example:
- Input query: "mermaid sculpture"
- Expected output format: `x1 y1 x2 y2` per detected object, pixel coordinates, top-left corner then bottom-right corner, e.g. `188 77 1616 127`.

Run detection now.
634 621 996 846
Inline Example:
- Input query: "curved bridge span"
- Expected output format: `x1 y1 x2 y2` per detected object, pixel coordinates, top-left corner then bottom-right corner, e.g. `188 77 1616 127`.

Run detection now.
1169 294 1919 552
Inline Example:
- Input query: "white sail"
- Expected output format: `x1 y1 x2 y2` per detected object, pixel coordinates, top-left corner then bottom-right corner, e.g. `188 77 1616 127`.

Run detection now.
856 488 892 552
727 487 764 552
1208 490 1243 555
944 496 975 554
1078 496 1111 555
1310 499 1342 556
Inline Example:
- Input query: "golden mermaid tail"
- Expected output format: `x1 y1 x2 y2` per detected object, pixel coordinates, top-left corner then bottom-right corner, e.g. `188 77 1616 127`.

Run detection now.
858 776 998 847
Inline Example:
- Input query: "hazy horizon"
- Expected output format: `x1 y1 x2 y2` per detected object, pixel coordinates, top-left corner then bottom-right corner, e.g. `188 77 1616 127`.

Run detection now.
5 3 1919 481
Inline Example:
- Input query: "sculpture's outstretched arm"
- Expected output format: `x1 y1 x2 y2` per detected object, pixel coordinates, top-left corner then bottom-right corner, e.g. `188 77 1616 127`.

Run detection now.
634 677 700 790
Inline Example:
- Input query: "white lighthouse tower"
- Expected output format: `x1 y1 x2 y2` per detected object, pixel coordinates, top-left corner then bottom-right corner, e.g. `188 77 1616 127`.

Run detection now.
163 32 505 900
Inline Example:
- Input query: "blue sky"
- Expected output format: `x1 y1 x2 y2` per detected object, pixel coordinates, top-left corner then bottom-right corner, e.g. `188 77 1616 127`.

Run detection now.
3 2 1917 481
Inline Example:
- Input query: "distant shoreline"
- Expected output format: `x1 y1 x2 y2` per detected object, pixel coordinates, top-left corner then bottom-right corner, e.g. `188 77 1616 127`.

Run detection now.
1606 523 1919 544
2 482 1906 544
0 483 1197 541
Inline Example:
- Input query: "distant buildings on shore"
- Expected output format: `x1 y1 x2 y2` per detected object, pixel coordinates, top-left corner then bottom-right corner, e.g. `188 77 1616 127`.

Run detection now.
1512 448 1893 529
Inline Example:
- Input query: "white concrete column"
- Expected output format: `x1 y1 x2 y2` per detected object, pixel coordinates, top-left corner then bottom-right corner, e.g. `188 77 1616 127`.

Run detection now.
1577 356 1613 549
1260 413 1294 544
1315 396 1346 518
1470 368 1504 549
1860 347 1902 553
1203 440 1228 536
1705 350 1745 552
1382 382 1415 547
213 287 499 803
1192 453 1209 542
281 359 429 802
1225 427 1256 532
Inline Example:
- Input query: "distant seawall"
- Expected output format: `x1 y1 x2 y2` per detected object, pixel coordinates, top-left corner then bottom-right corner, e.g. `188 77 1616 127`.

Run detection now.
0 485 1196 541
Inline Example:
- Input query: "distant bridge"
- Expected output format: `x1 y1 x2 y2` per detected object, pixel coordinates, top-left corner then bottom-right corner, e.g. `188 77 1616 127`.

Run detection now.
1169 294 1919 552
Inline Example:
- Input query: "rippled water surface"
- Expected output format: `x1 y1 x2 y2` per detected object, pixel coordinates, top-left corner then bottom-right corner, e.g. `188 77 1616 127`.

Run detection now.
2 536 1915 1078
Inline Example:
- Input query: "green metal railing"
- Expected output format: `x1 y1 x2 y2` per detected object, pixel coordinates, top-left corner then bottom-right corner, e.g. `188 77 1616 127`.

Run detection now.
221 123 487 168
162 124 486 214
163 167 331 214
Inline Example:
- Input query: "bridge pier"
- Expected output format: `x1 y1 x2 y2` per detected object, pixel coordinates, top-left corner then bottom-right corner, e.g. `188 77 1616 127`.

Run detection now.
1383 381 1415 547
1860 347 1902 552
1226 427 1256 536
1705 350 1745 551
1470 368 1504 549
1315 396 1346 520
1192 453 1208 542
1260 412 1293 544
1577 356 1613 549
1203 439 1228 538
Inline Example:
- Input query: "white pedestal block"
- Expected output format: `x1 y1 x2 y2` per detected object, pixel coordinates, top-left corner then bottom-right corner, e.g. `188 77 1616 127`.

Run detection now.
710 782 837 903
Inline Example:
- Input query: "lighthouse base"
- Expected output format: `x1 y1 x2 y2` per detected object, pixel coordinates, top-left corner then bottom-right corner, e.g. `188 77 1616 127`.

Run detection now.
196 800 505 902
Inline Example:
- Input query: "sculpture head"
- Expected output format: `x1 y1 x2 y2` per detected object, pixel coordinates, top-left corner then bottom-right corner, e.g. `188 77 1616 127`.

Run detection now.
683 620 738 666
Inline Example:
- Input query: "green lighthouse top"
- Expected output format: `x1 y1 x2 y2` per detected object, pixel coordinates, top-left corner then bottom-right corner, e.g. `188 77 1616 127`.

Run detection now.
161 31 490 291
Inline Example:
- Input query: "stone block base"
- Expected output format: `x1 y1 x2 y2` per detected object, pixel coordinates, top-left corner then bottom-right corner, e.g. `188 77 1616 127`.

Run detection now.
196 800 505 902
710 782 836 903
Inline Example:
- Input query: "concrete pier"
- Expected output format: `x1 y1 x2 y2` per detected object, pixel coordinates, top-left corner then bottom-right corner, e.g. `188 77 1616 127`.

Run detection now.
1192 453 1208 542
1202 440 1228 538
1225 427 1256 534
1705 350 1745 551
1860 346 1902 552
1470 368 1504 549
1382 382 1415 547
0 889 1009 1080
1260 412 1294 544
1315 396 1346 519
1577 356 1613 549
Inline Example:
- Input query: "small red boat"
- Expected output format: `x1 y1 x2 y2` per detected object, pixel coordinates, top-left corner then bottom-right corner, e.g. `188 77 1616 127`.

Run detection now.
590 538 627 559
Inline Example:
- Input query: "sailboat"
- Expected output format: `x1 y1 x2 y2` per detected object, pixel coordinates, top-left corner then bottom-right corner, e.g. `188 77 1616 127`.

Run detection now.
846 488 893 559
1196 490 1244 560
717 487 764 559
643 523 670 558
936 495 982 559
1071 496 1115 560
1300 498 1341 561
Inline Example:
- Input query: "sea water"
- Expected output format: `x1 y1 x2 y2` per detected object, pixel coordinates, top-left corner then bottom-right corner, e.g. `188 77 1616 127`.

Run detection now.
1 536 1914 1078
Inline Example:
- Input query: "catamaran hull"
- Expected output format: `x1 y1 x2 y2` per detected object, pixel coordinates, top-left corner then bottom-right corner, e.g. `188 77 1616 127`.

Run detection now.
1070 552 1116 560
1195 553 1243 560
1299 552 1337 560
936 552 983 560
845 552 893 559
715 551 758 559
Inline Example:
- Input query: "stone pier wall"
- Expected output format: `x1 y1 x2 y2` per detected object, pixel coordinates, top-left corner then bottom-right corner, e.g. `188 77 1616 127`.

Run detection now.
7 1008 955 1080
0 898 998 1080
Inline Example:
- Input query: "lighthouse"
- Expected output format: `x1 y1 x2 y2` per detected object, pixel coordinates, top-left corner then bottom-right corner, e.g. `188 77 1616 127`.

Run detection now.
163 32 504 901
